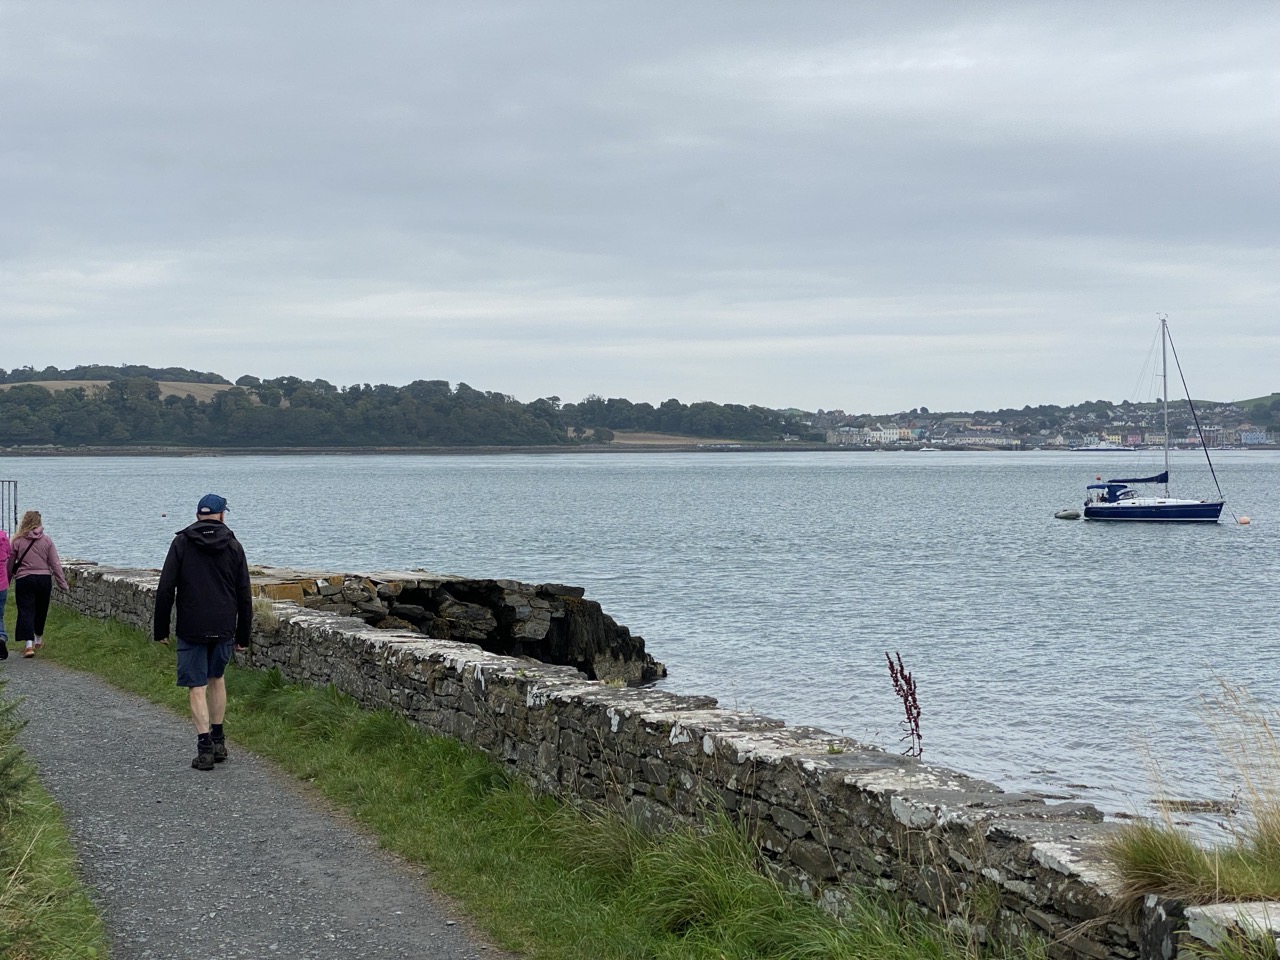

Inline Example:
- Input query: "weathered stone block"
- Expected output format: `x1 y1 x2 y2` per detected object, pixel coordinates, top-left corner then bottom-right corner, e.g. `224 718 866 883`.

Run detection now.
771 805 813 839
391 603 429 620
539 583 585 599
438 596 497 640
789 838 839 881
258 582 305 603
342 582 370 602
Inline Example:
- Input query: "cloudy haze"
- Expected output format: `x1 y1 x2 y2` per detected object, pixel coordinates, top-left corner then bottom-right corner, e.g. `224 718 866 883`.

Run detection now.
3 2 1277 412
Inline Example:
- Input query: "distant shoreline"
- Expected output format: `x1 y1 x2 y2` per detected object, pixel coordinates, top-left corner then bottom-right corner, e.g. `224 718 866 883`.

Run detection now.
0 443 817 457
2 443 1276 458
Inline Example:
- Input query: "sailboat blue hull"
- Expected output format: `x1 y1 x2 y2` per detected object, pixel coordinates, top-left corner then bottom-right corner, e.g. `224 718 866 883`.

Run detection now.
1082 501 1224 522
1078 318 1226 525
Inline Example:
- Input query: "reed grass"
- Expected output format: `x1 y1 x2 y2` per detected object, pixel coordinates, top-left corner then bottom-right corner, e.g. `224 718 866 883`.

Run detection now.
251 595 279 635
1107 682 1280 912
35 602 1051 959
1180 934 1280 960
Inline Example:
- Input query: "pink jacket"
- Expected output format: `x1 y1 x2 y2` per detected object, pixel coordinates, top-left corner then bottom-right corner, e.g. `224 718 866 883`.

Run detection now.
0 530 9 591
7 528 68 592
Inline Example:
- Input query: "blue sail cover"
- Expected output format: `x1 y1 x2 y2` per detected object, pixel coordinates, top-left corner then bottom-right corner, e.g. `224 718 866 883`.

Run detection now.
1106 472 1168 485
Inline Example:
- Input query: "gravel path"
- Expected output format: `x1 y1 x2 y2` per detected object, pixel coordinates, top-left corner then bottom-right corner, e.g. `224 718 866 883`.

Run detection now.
2 657 517 960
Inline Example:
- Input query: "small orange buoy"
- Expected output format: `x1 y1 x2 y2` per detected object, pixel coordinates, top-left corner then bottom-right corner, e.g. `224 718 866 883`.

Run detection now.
1239 516 1251 525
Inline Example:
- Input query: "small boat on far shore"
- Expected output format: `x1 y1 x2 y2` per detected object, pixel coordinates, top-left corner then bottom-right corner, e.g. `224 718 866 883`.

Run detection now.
1072 441 1135 452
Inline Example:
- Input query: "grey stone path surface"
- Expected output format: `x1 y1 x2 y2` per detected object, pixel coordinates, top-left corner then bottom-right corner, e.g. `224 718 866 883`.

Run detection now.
3 658 517 960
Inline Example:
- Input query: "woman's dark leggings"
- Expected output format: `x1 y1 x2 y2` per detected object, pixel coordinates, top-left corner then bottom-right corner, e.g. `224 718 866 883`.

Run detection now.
15 575 52 644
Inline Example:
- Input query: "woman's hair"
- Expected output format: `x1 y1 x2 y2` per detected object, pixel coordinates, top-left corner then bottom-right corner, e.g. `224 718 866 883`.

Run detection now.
15 510 42 540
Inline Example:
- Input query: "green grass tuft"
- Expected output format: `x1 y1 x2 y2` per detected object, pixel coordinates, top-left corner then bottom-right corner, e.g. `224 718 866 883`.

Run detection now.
251 596 279 635
1107 682 1280 913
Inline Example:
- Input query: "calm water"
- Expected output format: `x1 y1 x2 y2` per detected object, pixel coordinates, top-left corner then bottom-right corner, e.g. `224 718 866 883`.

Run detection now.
4 450 1276 821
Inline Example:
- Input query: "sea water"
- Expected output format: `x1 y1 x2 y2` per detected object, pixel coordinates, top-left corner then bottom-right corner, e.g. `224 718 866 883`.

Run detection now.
4 449 1277 822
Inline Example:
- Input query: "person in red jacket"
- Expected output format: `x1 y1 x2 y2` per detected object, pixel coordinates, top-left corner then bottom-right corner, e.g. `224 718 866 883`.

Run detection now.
7 510 69 659
154 494 252 771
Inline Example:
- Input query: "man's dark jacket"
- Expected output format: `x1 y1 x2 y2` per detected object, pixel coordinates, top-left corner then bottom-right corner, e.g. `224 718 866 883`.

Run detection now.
154 520 253 647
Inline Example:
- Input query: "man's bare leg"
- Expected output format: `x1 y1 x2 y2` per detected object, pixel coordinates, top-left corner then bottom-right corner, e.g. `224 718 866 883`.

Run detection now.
207 676 227 726
189 685 210 734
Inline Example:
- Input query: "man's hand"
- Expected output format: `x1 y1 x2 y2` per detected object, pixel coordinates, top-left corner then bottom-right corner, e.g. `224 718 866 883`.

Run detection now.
155 637 169 646
234 645 248 653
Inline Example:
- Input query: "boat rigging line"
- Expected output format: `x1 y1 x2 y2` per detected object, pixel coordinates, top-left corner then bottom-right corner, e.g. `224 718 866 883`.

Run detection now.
1162 321 1228 509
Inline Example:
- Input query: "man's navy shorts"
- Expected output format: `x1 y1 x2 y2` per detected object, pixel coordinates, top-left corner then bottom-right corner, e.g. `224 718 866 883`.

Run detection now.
176 637 234 688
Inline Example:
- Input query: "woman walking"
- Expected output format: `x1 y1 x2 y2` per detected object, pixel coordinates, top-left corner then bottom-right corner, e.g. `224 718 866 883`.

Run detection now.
0 525 10 660
7 511 69 659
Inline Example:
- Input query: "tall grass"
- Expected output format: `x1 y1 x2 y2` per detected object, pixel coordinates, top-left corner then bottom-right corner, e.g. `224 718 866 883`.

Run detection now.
1107 682 1280 908
0 661 107 958
37 603 1047 960
0 676 32 814
0 783 109 960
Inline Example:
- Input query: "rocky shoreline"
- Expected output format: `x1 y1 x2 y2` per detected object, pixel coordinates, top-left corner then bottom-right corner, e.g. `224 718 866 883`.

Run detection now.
252 565 667 686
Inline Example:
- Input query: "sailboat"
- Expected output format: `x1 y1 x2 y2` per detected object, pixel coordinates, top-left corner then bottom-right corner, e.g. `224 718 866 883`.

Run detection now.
1082 317 1226 522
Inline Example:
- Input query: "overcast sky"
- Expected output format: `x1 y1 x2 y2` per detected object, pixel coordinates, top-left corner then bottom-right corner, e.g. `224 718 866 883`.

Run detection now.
3 2 1277 413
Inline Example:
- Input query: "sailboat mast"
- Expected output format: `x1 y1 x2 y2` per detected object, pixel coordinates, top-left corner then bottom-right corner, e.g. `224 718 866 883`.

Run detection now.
1161 316 1170 496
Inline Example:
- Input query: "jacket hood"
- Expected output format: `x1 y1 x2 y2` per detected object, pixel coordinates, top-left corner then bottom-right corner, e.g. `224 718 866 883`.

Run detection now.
178 520 237 552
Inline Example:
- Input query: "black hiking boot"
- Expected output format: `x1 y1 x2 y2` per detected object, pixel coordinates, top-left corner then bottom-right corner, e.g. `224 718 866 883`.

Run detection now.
212 740 228 763
0 639 7 660
192 750 216 771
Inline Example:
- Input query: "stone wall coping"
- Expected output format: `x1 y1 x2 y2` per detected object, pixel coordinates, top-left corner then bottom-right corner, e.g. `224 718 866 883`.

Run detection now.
1185 901 1280 948
80 562 586 597
250 564 579 591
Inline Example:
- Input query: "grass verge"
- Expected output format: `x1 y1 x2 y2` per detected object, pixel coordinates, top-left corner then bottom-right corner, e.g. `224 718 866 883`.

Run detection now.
39 604 1043 959
0 664 107 959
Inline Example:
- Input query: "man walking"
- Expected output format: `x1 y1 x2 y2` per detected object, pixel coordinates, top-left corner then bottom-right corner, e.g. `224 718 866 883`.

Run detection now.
154 493 252 771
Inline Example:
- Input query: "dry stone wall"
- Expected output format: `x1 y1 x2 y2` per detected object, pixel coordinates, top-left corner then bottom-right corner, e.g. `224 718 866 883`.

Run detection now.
55 562 1267 960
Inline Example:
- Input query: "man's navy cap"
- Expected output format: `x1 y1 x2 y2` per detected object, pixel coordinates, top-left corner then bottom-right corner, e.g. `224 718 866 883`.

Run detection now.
197 493 228 516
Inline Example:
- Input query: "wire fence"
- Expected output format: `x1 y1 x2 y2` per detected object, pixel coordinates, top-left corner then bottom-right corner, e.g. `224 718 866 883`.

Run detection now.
0 481 16 535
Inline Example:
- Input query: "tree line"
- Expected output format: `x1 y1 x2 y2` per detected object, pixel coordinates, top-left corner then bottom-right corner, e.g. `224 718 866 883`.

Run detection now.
0 370 811 448
560 395 814 441
0 364 230 385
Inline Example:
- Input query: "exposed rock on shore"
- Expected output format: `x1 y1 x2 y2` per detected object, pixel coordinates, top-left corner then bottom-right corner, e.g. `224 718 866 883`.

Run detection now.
253 567 665 686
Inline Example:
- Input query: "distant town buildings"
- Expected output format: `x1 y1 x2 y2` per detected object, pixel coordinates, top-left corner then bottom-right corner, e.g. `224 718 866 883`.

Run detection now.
820 402 1277 450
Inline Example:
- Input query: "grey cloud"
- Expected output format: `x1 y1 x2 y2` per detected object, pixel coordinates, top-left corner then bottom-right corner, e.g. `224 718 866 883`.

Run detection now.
2 1 1277 410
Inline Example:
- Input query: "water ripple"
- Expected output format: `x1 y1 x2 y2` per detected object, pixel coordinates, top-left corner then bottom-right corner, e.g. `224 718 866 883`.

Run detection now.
4 449 1276 825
